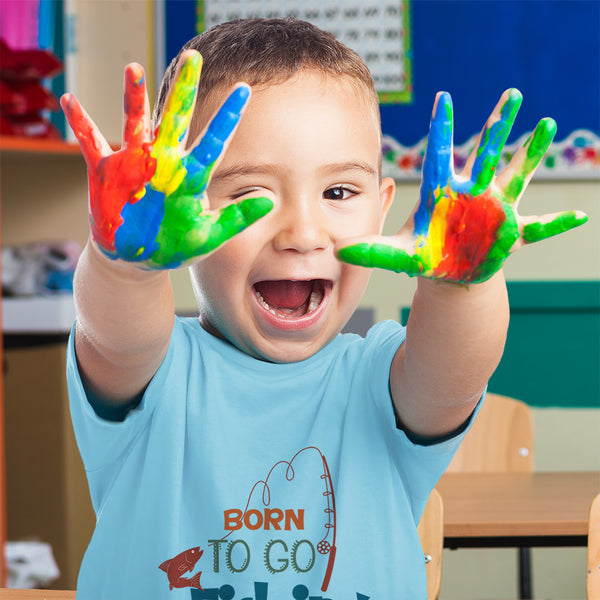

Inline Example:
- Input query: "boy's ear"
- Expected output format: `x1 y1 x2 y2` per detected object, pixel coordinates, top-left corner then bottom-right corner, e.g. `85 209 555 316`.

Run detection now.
379 176 395 231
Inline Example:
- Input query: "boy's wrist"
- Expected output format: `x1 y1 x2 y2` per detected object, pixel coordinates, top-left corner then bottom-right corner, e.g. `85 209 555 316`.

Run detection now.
85 238 169 283
415 269 506 298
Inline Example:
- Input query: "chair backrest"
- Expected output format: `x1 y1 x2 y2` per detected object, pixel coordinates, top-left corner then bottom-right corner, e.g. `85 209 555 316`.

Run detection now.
417 488 444 600
589 493 600 600
446 392 534 473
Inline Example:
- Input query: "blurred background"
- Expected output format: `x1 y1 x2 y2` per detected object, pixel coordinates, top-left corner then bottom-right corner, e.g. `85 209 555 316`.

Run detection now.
1 1 598 597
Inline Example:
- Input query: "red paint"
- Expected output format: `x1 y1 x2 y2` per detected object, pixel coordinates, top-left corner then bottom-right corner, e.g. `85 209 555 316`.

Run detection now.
89 143 156 251
434 191 506 281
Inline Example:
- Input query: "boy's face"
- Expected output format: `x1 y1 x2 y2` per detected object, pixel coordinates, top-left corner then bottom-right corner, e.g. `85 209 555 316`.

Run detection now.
190 70 395 362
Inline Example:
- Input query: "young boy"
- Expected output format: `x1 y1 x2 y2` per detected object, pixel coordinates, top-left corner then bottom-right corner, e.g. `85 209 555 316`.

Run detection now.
61 18 586 599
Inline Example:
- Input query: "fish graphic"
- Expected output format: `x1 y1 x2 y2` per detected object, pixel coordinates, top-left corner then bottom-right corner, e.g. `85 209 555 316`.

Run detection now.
159 546 204 590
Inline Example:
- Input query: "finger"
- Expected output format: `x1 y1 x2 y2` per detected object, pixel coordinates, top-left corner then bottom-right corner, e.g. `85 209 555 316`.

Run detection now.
422 91 454 189
497 117 557 206
151 51 202 196
521 210 588 244
144 195 273 268
154 50 202 151
337 241 426 277
122 62 152 148
199 196 275 254
466 88 522 194
416 92 454 237
182 84 251 196
60 93 111 167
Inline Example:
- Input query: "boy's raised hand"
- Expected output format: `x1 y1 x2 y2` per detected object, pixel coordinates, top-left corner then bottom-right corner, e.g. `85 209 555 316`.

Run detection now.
61 50 273 269
337 89 587 284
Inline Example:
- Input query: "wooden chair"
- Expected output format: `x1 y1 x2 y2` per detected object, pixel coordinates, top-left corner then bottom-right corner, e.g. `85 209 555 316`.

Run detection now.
446 392 534 599
589 493 600 600
447 392 534 474
417 488 444 600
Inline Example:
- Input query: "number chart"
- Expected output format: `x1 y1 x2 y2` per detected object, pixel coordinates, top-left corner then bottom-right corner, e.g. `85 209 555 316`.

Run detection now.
197 0 412 104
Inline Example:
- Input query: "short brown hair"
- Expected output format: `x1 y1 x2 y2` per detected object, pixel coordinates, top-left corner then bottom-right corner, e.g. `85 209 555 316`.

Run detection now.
153 18 379 142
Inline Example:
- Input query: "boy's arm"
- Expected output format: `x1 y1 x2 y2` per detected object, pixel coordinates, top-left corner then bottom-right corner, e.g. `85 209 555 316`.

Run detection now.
389 273 508 438
339 89 587 439
63 51 272 405
72 242 174 403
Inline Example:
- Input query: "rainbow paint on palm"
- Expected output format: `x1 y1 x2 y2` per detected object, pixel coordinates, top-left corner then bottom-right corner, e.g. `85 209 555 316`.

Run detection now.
338 89 587 284
62 51 272 270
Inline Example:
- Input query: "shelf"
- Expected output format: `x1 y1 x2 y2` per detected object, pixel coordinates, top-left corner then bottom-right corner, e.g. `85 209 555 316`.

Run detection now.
2 296 76 334
0 135 82 156
0 135 123 156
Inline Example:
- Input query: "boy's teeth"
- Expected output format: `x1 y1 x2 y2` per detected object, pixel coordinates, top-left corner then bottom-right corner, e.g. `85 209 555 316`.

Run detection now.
255 287 323 317
308 289 323 312
255 290 278 315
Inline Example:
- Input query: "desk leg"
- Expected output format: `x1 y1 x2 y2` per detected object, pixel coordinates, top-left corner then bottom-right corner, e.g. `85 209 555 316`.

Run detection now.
518 547 532 599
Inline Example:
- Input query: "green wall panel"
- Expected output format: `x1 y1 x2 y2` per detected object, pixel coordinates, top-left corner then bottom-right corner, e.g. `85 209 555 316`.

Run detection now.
401 281 600 408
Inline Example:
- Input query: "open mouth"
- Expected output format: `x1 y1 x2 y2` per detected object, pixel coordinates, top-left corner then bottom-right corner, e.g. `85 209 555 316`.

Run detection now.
253 279 330 321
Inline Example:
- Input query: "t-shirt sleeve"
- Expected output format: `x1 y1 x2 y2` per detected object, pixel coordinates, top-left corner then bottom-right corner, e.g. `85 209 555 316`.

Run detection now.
66 319 179 511
361 320 484 520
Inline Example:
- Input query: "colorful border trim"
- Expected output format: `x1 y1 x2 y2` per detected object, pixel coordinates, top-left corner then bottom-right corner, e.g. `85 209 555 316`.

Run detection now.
383 129 600 181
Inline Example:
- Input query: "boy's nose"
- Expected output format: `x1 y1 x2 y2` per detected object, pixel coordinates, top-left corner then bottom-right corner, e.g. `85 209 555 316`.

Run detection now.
272 198 330 254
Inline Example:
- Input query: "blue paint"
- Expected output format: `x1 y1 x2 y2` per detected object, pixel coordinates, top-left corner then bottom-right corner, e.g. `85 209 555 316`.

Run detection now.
414 92 453 237
114 186 165 261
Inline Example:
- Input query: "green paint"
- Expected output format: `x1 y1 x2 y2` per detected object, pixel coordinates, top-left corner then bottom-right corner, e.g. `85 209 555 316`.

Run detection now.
471 205 520 282
443 96 453 123
149 196 273 268
526 117 556 166
505 171 526 203
471 89 522 196
523 211 588 243
337 243 425 276
504 118 556 203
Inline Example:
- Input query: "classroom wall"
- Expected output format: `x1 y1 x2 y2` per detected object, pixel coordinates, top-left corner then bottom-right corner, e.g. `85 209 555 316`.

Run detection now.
4 2 597 596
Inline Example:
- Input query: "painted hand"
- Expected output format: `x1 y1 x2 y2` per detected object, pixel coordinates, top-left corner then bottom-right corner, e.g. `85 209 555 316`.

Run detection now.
61 51 273 269
337 89 588 284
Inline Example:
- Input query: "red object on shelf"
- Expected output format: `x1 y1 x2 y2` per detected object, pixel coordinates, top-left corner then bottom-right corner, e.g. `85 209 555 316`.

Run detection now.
0 40 62 81
0 39 63 139
0 79 60 115
0 114 61 139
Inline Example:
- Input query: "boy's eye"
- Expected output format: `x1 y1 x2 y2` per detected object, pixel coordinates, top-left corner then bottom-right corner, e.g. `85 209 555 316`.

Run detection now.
231 187 264 200
323 186 356 201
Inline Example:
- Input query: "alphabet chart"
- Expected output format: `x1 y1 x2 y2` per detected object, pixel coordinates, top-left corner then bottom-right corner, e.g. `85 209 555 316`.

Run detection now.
197 0 412 103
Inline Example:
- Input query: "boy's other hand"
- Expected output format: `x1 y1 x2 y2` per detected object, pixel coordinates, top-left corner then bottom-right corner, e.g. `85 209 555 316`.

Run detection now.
337 89 587 284
61 50 273 270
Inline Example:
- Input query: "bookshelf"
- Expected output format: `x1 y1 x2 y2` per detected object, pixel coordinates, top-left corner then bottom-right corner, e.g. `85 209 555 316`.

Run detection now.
0 0 156 589
1 135 92 589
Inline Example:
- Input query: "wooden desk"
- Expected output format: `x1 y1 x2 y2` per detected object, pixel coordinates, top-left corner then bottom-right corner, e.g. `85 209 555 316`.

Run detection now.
437 471 600 548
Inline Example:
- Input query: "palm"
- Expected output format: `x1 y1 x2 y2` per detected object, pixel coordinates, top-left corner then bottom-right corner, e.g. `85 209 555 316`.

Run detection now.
62 51 272 269
338 89 587 284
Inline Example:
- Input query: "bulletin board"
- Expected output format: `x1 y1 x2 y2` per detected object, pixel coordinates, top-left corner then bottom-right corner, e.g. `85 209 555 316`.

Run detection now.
163 0 600 180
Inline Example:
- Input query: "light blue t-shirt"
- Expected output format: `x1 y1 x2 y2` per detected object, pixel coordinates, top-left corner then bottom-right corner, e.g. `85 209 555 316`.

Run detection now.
67 317 477 599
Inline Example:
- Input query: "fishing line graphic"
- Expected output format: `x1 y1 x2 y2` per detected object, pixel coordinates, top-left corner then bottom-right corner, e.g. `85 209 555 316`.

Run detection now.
215 446 337 592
